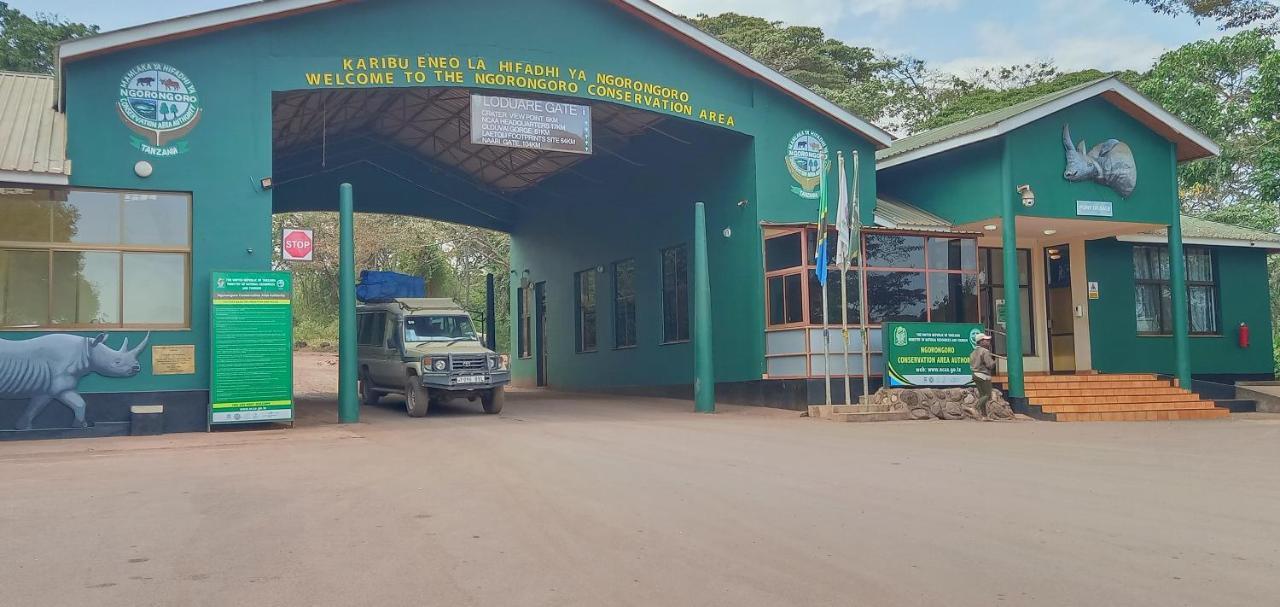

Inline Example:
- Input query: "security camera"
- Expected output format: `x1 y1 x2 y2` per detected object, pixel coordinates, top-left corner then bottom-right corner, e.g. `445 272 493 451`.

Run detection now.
1017 184 1035 207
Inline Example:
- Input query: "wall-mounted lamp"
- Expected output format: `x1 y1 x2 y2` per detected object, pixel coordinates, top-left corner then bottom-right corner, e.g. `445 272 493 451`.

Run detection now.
1017 184 1035 207
983 224 998 231
723 227 732 238
596 265 605 273
134 160 153 178
260 177 274 190
1043 229 1058 236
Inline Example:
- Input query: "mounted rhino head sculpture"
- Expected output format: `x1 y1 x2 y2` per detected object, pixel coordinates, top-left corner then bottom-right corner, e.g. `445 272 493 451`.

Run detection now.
0 332 149 429
1062 124 1137 198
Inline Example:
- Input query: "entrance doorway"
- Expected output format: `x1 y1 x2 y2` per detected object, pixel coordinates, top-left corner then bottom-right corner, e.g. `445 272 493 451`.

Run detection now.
534 281 548 387
1044 244 1075 373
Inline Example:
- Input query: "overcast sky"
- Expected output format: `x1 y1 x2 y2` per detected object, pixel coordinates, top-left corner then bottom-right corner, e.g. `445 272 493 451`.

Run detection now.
20 0 1228 75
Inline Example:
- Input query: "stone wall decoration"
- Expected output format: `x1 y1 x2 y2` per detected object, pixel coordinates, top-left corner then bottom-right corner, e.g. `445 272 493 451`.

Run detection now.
867 387 1014 421
1062 124 1137 198
0 333 149 429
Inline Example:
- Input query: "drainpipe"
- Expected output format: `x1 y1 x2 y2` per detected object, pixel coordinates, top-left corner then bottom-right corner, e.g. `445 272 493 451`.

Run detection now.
1168 149 1191 387
338 183 359 423
1000 140 1025 398
692 202 715 413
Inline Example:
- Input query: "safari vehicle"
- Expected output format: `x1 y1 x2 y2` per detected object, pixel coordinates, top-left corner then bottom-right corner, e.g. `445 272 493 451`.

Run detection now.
356 298 509 417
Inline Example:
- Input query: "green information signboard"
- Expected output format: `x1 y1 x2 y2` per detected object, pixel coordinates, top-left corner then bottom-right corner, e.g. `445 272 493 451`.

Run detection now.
210 271 294 425
884 322 984 387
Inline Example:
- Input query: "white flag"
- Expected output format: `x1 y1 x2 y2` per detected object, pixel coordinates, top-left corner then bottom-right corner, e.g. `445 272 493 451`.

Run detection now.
850 151 861 264
834 153 852 269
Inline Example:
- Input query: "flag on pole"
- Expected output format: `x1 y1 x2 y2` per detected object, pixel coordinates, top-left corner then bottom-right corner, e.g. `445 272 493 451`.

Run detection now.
814 153 830 285
849 151 862 267
835 152 852 270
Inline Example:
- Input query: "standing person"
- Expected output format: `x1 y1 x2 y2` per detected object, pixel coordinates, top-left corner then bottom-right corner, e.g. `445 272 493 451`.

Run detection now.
970 333 998 418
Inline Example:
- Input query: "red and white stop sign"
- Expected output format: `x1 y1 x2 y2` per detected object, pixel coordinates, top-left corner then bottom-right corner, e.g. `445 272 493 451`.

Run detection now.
282 228 314 261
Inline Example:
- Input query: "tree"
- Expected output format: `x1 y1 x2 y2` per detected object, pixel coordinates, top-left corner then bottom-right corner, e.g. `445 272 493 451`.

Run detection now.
1127 0 1280 34
1134 29 1278 216
916 69 1112 130
0 3 98 74
687 13 969 134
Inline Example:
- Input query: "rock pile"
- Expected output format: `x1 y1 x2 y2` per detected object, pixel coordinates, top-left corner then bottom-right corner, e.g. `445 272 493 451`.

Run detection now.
866 387 1014 421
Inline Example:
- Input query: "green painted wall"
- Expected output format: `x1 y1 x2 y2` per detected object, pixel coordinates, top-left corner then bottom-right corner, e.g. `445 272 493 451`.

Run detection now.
878 97 1177 227
508 133 758 388
1085 238 1274 376
1008 98 1176 225
877 139 1003 225
52 0 883 394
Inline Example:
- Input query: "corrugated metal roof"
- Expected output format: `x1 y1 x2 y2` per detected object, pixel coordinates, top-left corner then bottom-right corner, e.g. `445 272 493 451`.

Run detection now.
1137 216 1280 246
873 197 953 232
0 71 69 178
877 78 1108 162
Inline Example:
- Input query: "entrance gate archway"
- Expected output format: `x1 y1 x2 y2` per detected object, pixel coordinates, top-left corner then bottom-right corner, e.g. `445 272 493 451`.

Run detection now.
270 86 748 419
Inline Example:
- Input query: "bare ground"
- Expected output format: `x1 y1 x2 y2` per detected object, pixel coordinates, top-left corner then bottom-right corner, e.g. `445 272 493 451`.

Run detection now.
0 352 1278 606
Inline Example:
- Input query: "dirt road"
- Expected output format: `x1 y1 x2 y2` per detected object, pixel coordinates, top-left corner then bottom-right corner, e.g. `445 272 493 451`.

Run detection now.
1 354 1278 606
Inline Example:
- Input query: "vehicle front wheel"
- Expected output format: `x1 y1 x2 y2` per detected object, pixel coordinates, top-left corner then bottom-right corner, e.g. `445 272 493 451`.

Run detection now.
481 386 505 414
405 377 430 418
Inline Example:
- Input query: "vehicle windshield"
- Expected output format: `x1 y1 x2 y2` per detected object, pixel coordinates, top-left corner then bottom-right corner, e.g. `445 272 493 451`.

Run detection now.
403 315 478 342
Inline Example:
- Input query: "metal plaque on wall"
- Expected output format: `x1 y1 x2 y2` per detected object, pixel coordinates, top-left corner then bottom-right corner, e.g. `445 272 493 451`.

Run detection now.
470 94 592 155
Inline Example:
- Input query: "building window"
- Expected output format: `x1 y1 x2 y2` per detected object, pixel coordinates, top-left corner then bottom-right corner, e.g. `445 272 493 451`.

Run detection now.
978 248 1033 356
764 228 978 328
661 244 690 343
1133 245 1219 335
613 259 637 348
765 231 806 327
574 269 597 352
0 187 191 329
517 286 531 358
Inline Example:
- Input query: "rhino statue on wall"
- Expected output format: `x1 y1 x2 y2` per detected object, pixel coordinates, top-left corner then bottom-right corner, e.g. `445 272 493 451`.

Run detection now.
0 333 149 430
1062 124 1137 198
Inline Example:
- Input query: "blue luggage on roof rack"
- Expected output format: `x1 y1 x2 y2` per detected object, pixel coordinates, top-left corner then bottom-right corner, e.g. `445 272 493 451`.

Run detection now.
356 270 426 302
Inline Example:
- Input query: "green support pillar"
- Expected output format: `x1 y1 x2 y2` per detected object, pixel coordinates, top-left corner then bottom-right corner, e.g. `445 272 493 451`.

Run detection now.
692 202 715 413
338 183 359 423
1000 146 1025 398
1168 214 1192 388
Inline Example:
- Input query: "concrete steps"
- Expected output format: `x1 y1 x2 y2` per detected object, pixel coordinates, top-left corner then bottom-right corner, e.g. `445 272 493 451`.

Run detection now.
996 374 1231 422
808 404 911 423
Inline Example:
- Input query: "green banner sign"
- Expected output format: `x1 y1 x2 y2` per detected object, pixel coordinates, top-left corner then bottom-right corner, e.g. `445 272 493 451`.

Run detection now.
884 322 984 387
210 271 294 425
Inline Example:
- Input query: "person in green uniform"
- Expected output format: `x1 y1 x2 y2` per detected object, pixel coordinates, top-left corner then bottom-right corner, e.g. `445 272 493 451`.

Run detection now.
970 333 998 418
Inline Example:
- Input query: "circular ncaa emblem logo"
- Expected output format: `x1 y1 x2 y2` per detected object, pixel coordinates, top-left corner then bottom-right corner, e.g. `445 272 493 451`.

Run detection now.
118 63 202 157
785 130 827 200
968 328 984 347
893 326 908 347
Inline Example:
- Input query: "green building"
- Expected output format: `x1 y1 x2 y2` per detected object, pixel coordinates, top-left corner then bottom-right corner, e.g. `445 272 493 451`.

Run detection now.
0 0 1275 435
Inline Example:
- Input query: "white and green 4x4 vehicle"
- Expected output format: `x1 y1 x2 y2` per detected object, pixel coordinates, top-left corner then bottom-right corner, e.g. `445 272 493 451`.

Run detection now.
356 298 509 417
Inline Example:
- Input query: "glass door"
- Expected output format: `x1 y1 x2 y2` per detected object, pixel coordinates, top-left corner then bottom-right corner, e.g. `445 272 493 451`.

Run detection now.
1044 245 1075 373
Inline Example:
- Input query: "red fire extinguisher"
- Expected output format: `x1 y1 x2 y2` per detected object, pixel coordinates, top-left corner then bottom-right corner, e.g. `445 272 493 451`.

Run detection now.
1238 322 1250 349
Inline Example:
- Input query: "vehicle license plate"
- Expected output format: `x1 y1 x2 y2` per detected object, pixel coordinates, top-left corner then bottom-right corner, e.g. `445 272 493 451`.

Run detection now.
456 375 486 385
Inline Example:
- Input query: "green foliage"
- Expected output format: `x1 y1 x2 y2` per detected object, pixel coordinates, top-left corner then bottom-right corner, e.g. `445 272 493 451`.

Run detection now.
275 212 511 353
1128 0 1279 33
0 2 98 74
918 69 1111 130
687 13 969 133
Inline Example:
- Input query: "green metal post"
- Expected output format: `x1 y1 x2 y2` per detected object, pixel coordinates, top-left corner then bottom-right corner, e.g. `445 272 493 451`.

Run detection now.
692 202 715 413
1000 145 1025 398
338 183 359 423
1168 209 1192 388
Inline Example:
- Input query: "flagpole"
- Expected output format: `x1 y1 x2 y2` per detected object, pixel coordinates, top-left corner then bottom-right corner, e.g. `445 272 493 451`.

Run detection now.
837 152 852 407
853 151 871 400
819 152 832 407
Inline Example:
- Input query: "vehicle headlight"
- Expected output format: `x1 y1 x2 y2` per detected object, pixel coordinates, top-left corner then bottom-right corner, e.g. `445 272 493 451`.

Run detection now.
433 359 447 372
487 356 498 370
